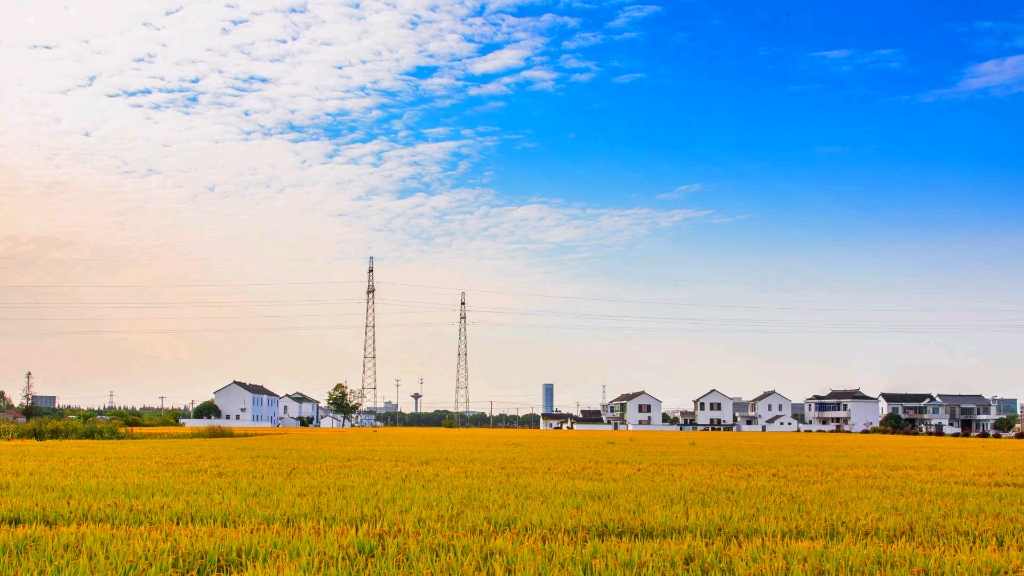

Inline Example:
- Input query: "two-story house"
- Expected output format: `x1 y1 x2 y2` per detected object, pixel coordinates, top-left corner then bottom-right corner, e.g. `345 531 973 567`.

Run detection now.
877 393 948 432
213 381 280 426
693 389 735 430
803 389 878 432
936 394 996 434
280 392 321 426
737 390 798 431
602 391 662 427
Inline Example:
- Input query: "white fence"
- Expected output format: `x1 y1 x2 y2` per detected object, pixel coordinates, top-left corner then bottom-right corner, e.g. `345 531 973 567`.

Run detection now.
180 419 274 428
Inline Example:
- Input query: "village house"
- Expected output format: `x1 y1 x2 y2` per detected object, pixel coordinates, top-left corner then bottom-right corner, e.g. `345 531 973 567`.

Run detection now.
0 410 27 423
213 381 280 427
936 394 997 434
601 391 663 428
737 390 799 432
279 392 321 427
877 393 948 432
693 389 735 430
803 389 879 432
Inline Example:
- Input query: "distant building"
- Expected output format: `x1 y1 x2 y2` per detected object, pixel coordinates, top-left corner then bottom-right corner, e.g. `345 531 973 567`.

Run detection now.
31 395 57 408
693 389 735 430
280 392 321 425
0 411 27 423
542 383 554 414
791 402 805 421
804 389 878 432
937 395 997 434
540 412 571 430
213 381 280 426
603 391 663 427
365 401 399 413
878 393 948 432
571 409 614 430
732 397 747 421
993 397 1019 416
737 391 799 432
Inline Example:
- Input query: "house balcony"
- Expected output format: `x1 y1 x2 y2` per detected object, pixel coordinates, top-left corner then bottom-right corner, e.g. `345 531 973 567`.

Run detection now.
809 410 850 418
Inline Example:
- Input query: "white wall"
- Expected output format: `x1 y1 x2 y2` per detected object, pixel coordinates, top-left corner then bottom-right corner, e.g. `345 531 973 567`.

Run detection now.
214 384 279 426
849 400 878 431
695 390 733 426
181 419 273 428
624 394 662 426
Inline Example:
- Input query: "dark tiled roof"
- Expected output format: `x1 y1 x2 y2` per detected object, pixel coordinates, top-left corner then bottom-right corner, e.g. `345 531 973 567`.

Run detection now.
573 417 606 423
579 410 602 418
215 380 280 398
937 394 990 405
751 390 790 403
764 414 785 423
541 413 572 420
284 392 319 404
2 410 25 419
878 393 936 404
608 391 661 403
805 389 876 401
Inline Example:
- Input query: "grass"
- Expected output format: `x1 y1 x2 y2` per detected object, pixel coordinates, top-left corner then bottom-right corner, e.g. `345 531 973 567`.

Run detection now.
1 429 1023 575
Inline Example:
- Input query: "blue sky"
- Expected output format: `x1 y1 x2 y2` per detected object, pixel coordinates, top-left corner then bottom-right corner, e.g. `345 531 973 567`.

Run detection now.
2 0 1023 406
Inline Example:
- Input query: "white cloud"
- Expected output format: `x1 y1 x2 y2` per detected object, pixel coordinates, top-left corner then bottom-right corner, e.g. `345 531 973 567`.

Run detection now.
559 54 598 70
656 183 702 200
570 72 596 82
0 0 689 273
935 54 1024 97
810 48 905 69
561 32 605 49
607 5 662 28
612 73 645 83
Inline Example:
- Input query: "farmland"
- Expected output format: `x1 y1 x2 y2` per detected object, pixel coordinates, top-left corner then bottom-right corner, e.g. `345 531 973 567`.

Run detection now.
2 430 1023 575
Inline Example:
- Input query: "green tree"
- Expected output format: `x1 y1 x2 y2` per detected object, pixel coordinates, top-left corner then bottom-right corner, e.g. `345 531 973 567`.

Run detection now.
326 382 362 426
880 412 906 431
192 400 221 420
0 389 13 410
993 414 1019 433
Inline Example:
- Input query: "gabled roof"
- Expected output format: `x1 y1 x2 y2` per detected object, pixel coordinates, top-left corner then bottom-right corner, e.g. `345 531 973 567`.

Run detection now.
609 391 661 403
764 414 785 423
579 409 602 418
283 392 319 404
937 394 990 405
751 390 790 403
878 393 936 404
2 410 25 419
214 380 280 398
693 389 731 402
805 389 876 401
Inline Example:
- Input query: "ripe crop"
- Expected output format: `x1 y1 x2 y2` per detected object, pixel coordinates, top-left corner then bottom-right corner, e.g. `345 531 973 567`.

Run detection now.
2 429 1022 574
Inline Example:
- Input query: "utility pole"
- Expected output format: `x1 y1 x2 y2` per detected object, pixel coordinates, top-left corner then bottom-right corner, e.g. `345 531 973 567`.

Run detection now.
454 292 469 426
361 256 377 419
190 400 196 416
394 377 401 426
576 401 581 416
108 391 114 410
410 377 423 414
489 400 493 428
159 396 166 414
516 407 519 429
602 385 606 405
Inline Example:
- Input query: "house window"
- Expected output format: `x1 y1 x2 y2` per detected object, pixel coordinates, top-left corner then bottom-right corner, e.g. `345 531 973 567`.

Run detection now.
699 402 705 411
843 404 848 411
710 402 721 411
638 404 651 414
932 407 940 414
235 415 240 420
284 406 288 415
980 407 990 415
778 404 783 412
768 404 772 412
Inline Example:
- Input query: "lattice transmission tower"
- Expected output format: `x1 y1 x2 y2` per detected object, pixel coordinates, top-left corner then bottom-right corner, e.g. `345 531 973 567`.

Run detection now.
361 256 377 416
454 292 469 425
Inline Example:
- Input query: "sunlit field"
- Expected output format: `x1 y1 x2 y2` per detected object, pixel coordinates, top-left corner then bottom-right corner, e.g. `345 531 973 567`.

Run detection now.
3 429 1023 575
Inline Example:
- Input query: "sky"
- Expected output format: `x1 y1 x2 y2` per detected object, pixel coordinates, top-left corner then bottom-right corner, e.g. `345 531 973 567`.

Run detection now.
1 0 1022 413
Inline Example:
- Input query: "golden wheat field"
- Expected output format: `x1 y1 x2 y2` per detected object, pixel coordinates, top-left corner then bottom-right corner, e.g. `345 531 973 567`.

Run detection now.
2 429 1023 575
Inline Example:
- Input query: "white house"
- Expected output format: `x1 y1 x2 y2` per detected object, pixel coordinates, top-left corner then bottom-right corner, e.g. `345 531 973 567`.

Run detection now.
213 381 280 426
878 393 948 432
319 415 352 428
693 389 735 430
280 392 321 426
736 390 799 432
803 389 879 432
936 394 997 434
540 412 572 430
602 391 663 427
571 409 614 430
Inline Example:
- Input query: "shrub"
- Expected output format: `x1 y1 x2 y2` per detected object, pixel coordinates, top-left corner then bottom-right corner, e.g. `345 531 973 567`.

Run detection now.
909 430 919 436
869 426 883 434
1015 431 1024 440
933 429 945 437
859 429 870 434
950 432 960 438
0 419 133 441
186 425 237 439
992 432 1002 439
977 431 990 438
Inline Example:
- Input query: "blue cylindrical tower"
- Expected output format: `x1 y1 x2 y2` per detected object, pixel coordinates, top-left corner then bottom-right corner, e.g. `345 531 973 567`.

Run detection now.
542 383 554 413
